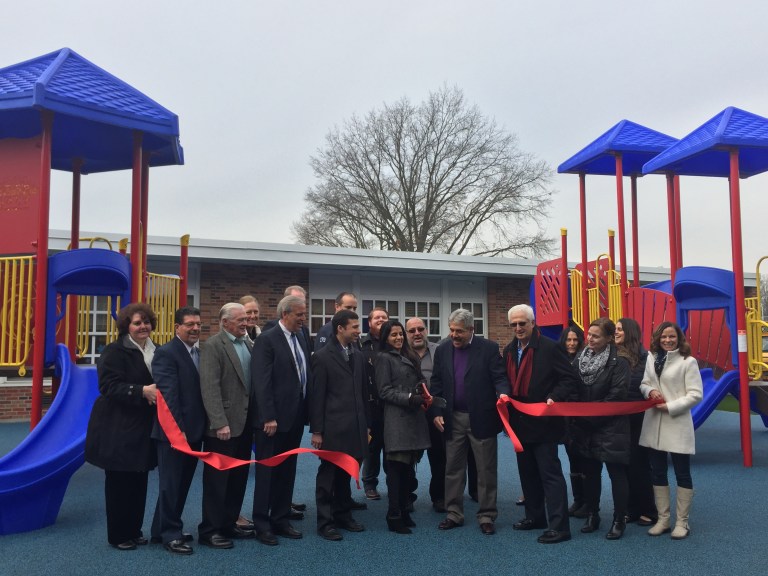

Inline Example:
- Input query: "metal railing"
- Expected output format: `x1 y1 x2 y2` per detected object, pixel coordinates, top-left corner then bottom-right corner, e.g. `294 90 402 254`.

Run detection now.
746 296 768 380
607 269 623 322
0 256 35 375
570 268 584 330
146 273 180 345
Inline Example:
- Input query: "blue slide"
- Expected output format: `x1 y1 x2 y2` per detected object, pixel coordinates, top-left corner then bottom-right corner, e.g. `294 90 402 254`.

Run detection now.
692 369 740 429
0 344 99 535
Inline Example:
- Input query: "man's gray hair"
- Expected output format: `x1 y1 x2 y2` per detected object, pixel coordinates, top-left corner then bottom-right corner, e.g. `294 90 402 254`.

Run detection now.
448 308 474 329
219 302 245 328
283 285 307 297
508 304 535 323
278 295 306 317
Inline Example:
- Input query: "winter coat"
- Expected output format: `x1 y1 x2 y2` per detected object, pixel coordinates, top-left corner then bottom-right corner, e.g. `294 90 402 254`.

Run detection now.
571 344 631 464
639 350 703 454
85 336 157 471
375 348 430 453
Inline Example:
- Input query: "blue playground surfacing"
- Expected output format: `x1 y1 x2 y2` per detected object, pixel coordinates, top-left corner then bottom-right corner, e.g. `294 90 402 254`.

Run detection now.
0 409 766 576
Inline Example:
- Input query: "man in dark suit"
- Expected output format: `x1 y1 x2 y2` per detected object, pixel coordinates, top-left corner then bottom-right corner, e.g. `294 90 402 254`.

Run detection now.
309 309 369 541
504 304 578 544
251 294 310 545
430 308 510 536
150 307 206 555
263 285 313 353
198 303 254 550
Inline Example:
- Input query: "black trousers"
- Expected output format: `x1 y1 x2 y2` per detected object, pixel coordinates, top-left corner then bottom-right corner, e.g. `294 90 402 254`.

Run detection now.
582 457 628 518
426 415 446 503
198 432 252 538
362 403 385 490
151 440 201 543
104 469 148 545
627 413 656 518
252 416 304 532
315 459 356 530
516 442 570 533
385 460 413 517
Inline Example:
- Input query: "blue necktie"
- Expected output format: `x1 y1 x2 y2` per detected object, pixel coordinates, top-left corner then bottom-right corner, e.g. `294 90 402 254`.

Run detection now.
291 333 307 395
191 346 199 371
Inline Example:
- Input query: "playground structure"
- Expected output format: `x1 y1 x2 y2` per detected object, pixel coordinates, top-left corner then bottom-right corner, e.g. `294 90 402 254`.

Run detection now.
0 48 188 534
0 46 767 536
536 109 768 467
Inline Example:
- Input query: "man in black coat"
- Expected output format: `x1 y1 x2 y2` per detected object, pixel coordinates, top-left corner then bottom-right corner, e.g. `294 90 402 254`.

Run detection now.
504 304 579 544
313 292 358 351
251 294 311 545
430 308 510 536
150 307 206 555
309 310 369 541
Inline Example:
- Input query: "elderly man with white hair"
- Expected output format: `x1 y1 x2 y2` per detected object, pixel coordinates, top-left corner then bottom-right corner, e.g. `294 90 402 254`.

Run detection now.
503 304 580 544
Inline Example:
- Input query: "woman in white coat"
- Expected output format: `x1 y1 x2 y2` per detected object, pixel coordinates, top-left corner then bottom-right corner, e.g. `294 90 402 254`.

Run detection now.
639 322 702 540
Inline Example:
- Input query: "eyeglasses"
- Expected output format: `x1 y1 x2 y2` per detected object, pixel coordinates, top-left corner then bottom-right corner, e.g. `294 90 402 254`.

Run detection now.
181 321 202 328
407 327 426 333
509 321 528 328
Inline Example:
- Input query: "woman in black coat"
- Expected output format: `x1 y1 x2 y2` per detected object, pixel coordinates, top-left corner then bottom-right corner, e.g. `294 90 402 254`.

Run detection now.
615 317 656 526
375 320 430 534
85 303 158 550
559 325 587 517
572 317 631 540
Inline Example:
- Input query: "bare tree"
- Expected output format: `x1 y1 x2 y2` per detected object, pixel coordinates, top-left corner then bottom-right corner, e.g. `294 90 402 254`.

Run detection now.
292 86 554 257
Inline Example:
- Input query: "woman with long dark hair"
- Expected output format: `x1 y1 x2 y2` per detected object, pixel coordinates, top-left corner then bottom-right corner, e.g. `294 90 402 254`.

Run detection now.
572 317 631 540
615 318 656 526
640 322 703 540
85 303 158 550
558 325 587 518
375 320 430 534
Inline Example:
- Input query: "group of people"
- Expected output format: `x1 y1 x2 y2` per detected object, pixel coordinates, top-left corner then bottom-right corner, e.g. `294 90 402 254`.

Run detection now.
83 286 703 555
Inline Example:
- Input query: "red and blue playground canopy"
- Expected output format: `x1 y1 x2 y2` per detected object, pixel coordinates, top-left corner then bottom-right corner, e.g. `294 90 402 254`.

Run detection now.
0 47 183 173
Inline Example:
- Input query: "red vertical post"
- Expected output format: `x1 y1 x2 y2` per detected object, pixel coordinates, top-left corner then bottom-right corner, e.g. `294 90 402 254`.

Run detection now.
180 234 190 306
728 149 752 467
665 174 678 285
560 228 568 329
674 175 683 268
614 154 629 314
66 159 82 363
579 173 589 327
30 111 54 429
141 154 150 302
630 175 640 288
130 132 143 304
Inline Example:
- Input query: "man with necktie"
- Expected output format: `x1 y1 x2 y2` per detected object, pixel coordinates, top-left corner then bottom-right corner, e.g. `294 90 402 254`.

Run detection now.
150 307 206 554
251 294 311 545
198 303 254 549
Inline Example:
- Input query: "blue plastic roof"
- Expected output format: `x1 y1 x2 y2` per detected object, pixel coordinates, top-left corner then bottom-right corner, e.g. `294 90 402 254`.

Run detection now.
642 107 768 178
0 48 183 174
558 120 677 176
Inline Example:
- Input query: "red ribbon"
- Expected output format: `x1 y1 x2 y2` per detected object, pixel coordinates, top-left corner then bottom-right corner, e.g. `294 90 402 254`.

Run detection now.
495 394 660 453
156 390 361 486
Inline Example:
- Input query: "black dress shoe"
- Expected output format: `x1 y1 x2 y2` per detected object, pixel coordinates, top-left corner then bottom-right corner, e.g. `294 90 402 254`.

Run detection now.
580 514 601 533
133 536 148 546
255 530 278 546
291 502 307 512
226 526 255 539
438 518 463 530
274 525 303 539
349 500 368 511
480 522 496 535
289 509 305 521
198 533 234 549
318 526 343 541
537 530 572 544
164 539 194 555
336 518 365 532
606 518 626 540
151 533 193 544
112 540 137 551
513 519 546 531
236 519 255 531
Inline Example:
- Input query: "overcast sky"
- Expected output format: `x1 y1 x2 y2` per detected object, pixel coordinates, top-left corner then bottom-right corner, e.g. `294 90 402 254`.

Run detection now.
4 0 768 271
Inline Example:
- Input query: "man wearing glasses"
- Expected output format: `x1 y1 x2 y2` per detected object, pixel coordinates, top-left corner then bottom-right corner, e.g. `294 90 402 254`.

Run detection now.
503 304 579 544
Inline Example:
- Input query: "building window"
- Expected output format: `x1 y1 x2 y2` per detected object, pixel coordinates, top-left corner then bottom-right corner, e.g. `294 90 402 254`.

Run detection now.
450 302 485 336
405 300 441 342
309 298 336 335
78 295 117 364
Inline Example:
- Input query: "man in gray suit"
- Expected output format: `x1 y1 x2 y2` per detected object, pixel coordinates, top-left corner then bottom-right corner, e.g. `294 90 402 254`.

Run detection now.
198 303 253 550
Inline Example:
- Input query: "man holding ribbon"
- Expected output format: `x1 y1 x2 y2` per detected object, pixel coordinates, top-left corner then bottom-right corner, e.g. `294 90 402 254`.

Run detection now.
251 294 311 545
504 304 579 544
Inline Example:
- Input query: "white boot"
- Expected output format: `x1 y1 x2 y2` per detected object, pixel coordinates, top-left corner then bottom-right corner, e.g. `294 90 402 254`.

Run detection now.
648 485 671 536
671 487 693 540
